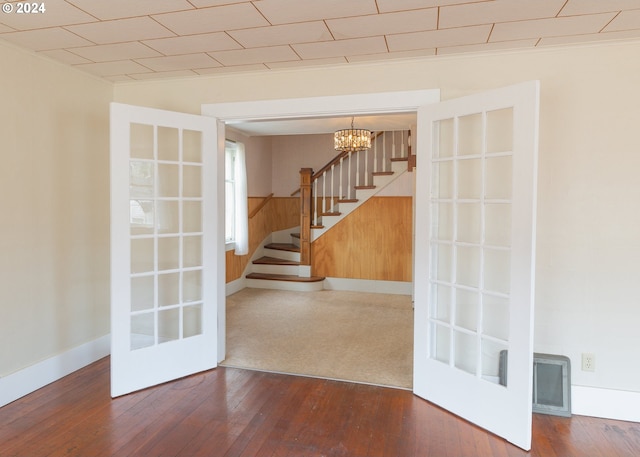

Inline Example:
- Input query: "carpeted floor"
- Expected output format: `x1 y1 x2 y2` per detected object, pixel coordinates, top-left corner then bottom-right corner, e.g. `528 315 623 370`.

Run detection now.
222 288 414 389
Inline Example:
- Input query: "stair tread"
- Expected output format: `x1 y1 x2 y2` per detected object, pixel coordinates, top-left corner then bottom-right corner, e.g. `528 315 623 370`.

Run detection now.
264 243 300 252
321 211 341 216
337 199 358 203
355 185 376 190
290 232 300 239
390 157 408 162
253 256 300 266
247 272 325 283
372 171 394 176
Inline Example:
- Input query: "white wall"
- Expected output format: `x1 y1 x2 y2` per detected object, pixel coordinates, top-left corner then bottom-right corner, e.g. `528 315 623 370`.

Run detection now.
113 40 640 393
0 42 112 377
270 134 335 197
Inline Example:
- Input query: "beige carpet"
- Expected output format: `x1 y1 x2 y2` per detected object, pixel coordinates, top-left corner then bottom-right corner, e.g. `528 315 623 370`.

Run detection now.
222 288 414 389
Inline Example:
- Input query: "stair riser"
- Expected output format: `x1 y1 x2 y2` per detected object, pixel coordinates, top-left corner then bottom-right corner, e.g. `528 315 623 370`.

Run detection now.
252 264 301 276
263 248 300 262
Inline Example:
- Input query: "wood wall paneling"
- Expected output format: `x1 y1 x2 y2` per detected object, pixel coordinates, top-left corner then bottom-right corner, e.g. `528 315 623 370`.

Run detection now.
312 197 413 282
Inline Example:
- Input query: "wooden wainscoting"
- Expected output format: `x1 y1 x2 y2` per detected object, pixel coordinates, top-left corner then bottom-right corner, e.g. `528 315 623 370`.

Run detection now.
312 196 412 281
226 197 300 283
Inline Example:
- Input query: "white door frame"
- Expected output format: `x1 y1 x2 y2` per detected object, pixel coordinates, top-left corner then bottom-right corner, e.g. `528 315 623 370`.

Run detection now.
202 89 441 361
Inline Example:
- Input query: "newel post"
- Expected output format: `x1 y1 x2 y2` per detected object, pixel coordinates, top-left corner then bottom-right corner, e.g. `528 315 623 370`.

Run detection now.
299 168 313 266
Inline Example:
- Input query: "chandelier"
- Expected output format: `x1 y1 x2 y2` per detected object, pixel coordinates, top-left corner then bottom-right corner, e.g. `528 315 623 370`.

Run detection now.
334 117 371 152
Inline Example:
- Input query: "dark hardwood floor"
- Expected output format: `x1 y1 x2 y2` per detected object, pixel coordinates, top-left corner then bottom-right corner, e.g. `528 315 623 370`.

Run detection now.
1 357 639 457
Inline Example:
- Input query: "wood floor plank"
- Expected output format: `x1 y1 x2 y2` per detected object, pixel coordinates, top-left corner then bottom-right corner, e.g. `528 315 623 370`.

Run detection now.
1 358 640 457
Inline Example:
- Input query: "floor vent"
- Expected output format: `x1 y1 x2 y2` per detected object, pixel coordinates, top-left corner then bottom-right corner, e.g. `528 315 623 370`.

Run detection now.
499 351 572 417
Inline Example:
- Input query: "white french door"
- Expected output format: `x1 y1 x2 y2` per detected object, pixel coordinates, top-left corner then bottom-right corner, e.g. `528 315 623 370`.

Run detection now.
413 81 540 450
110 103 222 397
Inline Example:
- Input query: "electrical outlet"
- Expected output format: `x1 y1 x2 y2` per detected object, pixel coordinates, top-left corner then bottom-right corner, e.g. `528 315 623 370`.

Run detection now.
582 353 595 372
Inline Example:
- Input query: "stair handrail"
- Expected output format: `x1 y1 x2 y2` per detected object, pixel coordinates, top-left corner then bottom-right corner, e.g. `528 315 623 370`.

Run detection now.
248 193 274 219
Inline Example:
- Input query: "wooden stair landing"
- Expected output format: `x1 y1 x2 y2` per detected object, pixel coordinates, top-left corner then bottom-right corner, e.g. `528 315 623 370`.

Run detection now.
246 272 325 282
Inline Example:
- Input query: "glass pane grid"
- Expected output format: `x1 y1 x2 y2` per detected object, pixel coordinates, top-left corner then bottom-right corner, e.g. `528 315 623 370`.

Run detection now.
128 124 206 351
428 110 514 382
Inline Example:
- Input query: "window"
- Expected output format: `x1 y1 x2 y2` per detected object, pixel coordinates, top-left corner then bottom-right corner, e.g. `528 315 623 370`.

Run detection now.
225 141 236 244
225 140 248 255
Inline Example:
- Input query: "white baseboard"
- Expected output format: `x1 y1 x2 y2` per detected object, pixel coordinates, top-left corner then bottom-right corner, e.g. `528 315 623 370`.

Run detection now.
323 277 413 295
0 334 110 408
571 385 640 422
226 277 246 296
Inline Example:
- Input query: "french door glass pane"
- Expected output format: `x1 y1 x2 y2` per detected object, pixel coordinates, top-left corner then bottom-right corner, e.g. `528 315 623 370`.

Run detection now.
183 130 202 163
457 203 481 243
158 308 180 343
183 201 202 233
454 331 477 375
485 156 512 199
130 123 153 160
131 313 154 350
158 272 180 307
158 236 180 271
431 161 453 199
458 113 483 156
431 322 450 364
157 201 179 234
131 276 154 312
430 284 451 322
131 238 153 274
455 289 478 332
158 164 179 198
483 294 510 341
158 126 179 161
183 236 203 268
183 165 202 198
486 108 513 153
432 203 453 241
433 118 454 159
431 242 453 282
183 304 203 338
457 158 482 199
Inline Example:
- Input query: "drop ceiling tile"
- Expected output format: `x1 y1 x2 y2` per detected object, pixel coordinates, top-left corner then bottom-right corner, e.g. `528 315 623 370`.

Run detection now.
440 0 566 29
70 42 162 62
135 53 222 71
128 70 198 80
75 60 153 76
376 0 469 13
229 21 332 48
293 36 387 59
0 28 93 51
143 33 241 55
67 0 194 20
0 0 97 30
208 45 299 66
66 17 176 44
490 13 617 42
560 0 640 16
603 9 640 32
267 56 347 69
387 25 492 52
153 3 268 35
347 48 436 63
194 64 267 75
39 49 93 65
326 8 437 40
254 0 377 25
437 39 538 56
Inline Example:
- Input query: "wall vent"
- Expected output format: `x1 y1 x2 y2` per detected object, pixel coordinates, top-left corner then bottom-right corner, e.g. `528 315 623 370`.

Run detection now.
499 351 571 417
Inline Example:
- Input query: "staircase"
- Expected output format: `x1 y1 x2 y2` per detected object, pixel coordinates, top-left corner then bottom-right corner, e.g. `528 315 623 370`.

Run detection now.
245 130 412 291
246 234 326 291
